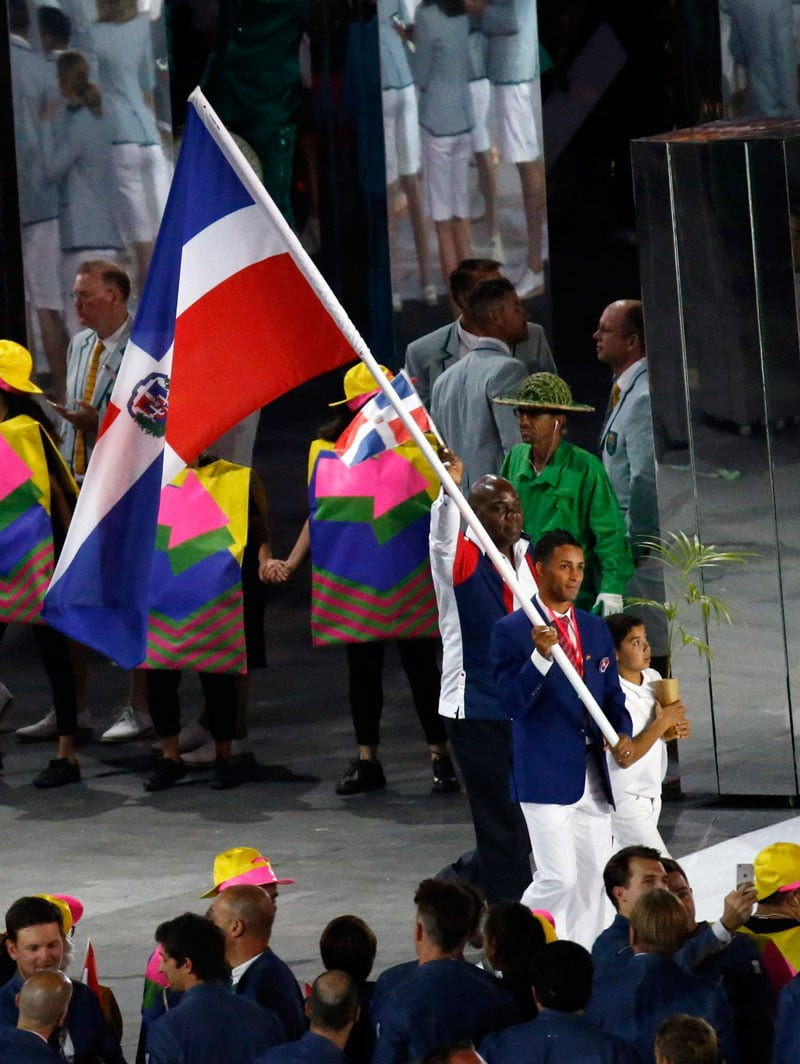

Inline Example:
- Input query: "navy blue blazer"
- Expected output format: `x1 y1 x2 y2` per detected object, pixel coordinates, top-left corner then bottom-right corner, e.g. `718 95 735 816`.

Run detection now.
480 1009 642 1064
0 973 123 1063
369 961 417 1033
773 971 800 1064
236 948 306 1041
0 1026 63 1062
583 954 736 1064
147 981 285 1064
256 1030 349 1064
371 958 518 1064
491 604 631 804
593 914 735 979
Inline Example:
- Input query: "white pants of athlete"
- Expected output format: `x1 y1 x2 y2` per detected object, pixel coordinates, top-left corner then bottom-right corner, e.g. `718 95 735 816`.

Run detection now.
611 792 668 855
520 756 614 949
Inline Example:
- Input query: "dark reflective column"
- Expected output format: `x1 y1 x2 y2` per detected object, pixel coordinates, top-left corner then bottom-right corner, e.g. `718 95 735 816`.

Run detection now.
633 119 800 798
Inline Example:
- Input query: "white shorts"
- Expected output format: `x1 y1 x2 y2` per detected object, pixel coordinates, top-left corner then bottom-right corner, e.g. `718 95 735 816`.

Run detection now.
111 142 171 243
422 131 472 222
382 84 421 184
22 218 63 310
494 81 541 163
469 78 492 154
610 792 668 854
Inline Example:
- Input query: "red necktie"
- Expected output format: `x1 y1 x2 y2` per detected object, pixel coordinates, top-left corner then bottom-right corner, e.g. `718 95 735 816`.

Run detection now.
553 612 583 677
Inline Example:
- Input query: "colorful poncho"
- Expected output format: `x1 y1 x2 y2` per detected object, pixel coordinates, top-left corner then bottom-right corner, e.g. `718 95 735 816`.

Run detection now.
0 415 76 623
308 437 440 646
142 459 250 673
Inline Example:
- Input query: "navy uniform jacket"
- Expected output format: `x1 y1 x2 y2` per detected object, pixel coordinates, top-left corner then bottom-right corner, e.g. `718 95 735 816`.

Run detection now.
0 973 123 1063
773 972 800 1064
236 948 306 1041
0 1026 63 1062
583 954 736 1064
147 981 285 1064
369 961 417 1033
480 1010 642 1064
372 959 518 1064
255 1031 349 1064
404 321 555 407
490 603 631 804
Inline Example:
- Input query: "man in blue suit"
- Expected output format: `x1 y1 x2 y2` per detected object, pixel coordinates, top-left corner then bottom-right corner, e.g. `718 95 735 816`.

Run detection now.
208 883 306 1040
490 529 634 947
584 891 736 1064
256 971 358 1064
0 896 124 1063
0 969 72 1062
480 941 641 1064
146 913 285 1064
371 879 518 1064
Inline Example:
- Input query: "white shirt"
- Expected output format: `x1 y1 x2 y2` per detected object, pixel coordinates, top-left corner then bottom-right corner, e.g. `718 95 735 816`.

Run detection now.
231 950 265 987
455 318 482 358
608 666 667 799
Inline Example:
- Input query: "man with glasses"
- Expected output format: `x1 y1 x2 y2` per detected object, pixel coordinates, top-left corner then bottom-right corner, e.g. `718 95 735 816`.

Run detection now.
494 373 632 614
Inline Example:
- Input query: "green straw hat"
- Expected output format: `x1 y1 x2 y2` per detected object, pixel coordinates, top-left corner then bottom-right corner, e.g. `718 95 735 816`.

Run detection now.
493 372 594 413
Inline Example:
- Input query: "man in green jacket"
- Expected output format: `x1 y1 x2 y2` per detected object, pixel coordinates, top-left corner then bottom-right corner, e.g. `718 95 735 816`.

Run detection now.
495 372 633 614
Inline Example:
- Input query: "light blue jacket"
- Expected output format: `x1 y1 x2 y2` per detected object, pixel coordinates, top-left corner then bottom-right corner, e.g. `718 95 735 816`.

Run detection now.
377 0 414 89
40 105 124 252
411 4 473 137
92 15 159 145
9 35 59 225
600 359 658 551
482 0 539 85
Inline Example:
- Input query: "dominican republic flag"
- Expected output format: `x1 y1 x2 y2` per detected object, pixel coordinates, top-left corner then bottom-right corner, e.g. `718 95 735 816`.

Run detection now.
43 89 365 667
334 371 431 466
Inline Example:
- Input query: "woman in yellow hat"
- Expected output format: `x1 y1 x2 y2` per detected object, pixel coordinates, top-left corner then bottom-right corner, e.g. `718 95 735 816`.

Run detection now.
0 340 83 787
264 363 459 795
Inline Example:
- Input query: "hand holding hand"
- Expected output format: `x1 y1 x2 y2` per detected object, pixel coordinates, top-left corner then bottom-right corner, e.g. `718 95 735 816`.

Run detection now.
260 558 293 584
611 733 634 767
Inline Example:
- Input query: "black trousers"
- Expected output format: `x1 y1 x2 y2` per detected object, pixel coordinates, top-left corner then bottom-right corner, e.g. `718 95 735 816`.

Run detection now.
345 638 447 747
446 717 532 903
0 623 77 735
145 670 237 742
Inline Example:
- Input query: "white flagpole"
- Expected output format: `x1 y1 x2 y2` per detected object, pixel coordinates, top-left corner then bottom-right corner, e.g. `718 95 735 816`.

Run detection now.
189 88 618 747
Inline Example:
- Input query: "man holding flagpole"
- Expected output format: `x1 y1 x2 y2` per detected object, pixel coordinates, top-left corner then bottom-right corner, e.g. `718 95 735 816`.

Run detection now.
491 529 634 948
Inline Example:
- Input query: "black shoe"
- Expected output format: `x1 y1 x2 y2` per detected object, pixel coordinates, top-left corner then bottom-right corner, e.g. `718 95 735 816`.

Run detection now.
33 758 81 789
431 754 460 793
335 758 386 795
209 758 244 790
144 758 187 792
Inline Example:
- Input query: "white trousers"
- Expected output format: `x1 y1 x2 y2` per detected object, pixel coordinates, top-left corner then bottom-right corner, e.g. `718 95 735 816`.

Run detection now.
611 792 668 855
520 757 614 949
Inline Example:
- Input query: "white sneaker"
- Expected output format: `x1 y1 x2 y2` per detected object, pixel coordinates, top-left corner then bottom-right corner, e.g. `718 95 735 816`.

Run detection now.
101 706 154 743
16 708 92 742
183 738 250 766
0 682 13 719
178 720 212 753
516 266 545 299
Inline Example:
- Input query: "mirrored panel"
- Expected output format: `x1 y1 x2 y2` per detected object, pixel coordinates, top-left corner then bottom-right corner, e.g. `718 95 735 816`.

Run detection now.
7 0 173 397
377 0 549 344
633 120 800 797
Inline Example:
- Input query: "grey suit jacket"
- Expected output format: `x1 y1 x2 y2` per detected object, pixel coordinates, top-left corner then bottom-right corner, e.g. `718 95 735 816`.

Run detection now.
431 338 528 491
600 358 658 549
405 319 554 406
60 314 133 474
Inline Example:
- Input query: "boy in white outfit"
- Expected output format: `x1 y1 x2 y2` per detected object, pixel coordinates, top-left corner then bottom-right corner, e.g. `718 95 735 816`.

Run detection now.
605 614 691 854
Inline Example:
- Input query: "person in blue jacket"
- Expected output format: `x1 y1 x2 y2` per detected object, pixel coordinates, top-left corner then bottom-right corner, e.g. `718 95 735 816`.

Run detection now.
490 528 634 948
480 941 641 1064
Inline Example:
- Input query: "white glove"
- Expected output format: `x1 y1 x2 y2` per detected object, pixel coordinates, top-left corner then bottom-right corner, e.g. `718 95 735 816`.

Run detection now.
593 593 624 616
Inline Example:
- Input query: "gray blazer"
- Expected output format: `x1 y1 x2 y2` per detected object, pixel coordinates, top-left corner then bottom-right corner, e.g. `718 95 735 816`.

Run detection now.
405 319 555 406
411 5 473 137
482 0 539 85
600 359 658 548
430 338 529 491
60 315 133 474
